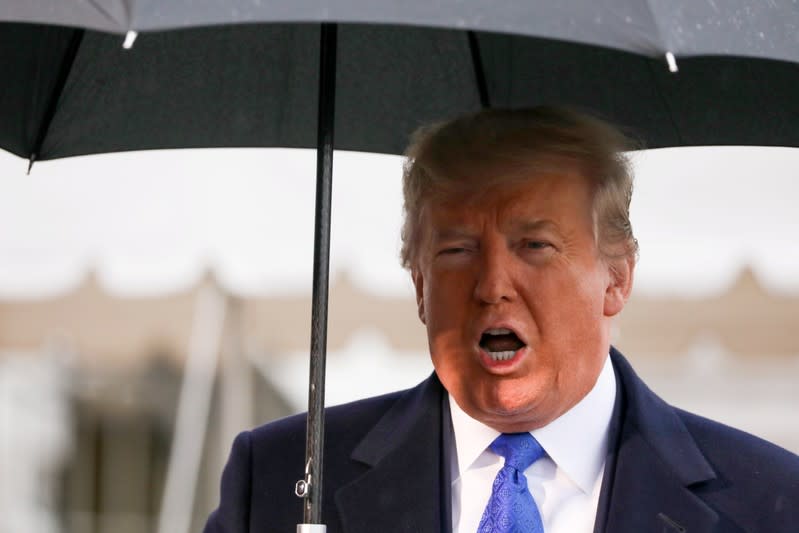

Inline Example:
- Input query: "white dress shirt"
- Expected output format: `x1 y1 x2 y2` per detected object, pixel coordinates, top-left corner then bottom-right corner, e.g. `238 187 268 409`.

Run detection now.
448 355 617 533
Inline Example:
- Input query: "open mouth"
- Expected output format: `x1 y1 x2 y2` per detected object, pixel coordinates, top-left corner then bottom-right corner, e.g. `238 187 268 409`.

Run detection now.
479 328 526 361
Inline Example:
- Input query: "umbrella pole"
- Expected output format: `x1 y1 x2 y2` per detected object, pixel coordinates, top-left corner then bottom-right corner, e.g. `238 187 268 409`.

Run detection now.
296 22 337 532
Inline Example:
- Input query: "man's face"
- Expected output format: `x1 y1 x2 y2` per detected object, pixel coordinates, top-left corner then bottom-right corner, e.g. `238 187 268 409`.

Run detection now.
412 169 632 432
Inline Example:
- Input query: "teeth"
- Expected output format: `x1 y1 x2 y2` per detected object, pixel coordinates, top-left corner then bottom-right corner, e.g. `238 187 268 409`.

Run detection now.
488 350 516 361
485 328 512 335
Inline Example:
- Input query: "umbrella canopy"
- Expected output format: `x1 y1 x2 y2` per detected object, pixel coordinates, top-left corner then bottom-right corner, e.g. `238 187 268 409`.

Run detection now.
1 4 799 162
2 3 798 528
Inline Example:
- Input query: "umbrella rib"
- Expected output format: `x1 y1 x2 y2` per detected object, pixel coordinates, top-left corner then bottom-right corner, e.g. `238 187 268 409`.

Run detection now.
467 31 491 108
27 28 84 173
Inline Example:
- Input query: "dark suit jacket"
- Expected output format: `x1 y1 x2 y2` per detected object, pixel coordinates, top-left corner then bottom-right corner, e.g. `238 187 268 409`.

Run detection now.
204 348 799 532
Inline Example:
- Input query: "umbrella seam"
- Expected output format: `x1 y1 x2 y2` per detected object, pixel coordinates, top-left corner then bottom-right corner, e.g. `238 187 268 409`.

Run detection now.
641 0 670 55
641 0 686 146
467 31 490 108
28 28 85 167
85 0 125 30
644 59 686 146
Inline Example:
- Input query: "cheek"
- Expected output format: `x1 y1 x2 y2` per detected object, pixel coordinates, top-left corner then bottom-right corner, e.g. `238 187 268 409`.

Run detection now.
523 271 608 346
550 263 608 309
424 275 471 324
424 280 474 362
426 307 468 354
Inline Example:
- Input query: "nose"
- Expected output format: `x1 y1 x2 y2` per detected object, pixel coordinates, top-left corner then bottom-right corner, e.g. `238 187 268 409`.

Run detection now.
473 246 518 304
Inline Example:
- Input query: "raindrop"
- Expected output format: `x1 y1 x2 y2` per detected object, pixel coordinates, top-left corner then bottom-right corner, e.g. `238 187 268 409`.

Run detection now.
625 16 632 23
695 23 703 30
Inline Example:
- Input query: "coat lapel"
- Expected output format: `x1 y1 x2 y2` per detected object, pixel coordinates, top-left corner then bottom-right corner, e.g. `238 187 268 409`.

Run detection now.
334 374 448 533
601 351 720 533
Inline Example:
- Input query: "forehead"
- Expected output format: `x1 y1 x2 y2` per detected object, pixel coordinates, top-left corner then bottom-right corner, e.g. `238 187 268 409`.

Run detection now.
424 170 594 232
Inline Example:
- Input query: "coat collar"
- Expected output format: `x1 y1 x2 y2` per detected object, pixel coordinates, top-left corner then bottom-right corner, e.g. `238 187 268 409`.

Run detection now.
334 374 449 533
599 349 720 533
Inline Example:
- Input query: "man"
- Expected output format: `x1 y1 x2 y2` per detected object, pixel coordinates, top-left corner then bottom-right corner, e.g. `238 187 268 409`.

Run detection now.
204 107 799 533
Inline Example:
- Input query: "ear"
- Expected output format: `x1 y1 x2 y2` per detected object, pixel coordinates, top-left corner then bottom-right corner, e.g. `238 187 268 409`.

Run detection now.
604 255 634 317
411 267 426 325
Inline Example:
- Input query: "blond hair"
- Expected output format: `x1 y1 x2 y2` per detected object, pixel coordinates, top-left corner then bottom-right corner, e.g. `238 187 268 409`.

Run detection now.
400 106 640 269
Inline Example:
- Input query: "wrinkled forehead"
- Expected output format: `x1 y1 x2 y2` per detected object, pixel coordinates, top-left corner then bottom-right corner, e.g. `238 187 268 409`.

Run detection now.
419 169 596 234
423 150 597 200
421 159 596 210
431 148 586 184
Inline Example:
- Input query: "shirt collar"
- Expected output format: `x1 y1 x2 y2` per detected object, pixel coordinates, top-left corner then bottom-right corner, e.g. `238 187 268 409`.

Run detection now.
448 354 617 494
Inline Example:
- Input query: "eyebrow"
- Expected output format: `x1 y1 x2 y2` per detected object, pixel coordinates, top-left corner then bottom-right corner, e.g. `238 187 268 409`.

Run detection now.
510 219 559 234
431 220 559 242
431 227 478 242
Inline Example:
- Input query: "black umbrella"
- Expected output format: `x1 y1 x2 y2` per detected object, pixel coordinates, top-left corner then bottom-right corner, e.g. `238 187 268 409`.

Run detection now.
2 21 799 162
1 4 798 529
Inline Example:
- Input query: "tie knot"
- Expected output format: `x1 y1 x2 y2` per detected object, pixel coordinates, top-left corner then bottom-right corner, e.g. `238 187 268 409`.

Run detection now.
490 432 545 471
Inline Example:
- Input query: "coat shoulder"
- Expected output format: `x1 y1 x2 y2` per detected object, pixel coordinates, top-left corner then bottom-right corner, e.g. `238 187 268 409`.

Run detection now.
676 406 799 477
675 407 799 525
610 348 799 531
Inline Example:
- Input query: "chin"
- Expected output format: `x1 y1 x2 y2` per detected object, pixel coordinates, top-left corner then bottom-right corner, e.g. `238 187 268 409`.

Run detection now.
477 379 556 427
480 392 540 420
486 398 537 421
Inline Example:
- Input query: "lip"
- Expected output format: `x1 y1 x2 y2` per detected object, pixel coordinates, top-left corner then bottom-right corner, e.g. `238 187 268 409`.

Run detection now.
474 320 528 345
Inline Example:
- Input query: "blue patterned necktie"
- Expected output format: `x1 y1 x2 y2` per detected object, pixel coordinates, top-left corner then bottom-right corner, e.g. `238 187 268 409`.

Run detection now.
477 432 546 533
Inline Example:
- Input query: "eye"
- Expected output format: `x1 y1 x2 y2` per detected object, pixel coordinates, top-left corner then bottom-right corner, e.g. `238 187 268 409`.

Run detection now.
524 241 550 250
438 247 467 256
